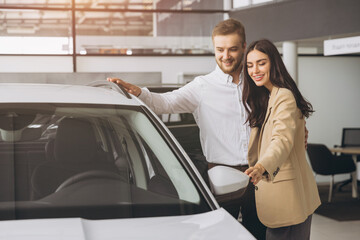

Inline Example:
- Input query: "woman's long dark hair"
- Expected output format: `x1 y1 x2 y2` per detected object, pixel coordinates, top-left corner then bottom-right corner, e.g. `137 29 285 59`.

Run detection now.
242 39 314 128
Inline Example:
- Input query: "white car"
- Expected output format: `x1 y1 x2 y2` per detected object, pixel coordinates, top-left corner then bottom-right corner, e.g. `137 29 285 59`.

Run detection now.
0 82 254 239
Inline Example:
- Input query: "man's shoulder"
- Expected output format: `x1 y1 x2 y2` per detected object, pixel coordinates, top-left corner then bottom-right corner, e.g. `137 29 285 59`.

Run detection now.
192 69 217 82
180 68 217 90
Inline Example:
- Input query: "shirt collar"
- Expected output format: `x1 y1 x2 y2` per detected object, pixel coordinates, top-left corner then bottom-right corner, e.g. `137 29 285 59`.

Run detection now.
215 65 242 85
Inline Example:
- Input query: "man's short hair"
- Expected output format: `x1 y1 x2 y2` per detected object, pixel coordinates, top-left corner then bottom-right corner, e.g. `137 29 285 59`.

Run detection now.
212 18 246 44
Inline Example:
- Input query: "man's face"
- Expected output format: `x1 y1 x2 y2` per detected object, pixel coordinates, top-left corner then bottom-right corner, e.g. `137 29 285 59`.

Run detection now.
213 33 246 76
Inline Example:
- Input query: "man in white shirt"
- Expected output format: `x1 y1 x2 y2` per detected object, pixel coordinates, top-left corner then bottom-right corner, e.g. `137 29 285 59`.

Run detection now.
108 19 266 240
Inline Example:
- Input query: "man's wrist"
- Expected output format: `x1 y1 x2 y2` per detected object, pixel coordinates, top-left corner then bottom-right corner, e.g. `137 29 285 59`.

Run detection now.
138 87 148 100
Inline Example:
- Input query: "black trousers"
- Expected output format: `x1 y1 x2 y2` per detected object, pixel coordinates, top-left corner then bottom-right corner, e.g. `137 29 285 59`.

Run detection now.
220 183 267 240
266 215 313 240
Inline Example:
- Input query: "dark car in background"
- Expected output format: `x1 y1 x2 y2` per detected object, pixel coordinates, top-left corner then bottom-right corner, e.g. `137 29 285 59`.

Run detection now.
147 85 208 183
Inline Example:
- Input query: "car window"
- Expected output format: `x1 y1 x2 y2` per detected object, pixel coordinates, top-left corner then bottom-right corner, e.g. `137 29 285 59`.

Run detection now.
0 103 210 221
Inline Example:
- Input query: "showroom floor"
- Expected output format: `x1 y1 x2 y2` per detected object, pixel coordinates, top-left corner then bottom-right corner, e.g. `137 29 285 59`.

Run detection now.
311 213 360 240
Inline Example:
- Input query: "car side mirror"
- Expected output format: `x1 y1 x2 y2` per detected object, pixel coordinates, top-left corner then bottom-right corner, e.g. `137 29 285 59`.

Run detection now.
208 166 249 202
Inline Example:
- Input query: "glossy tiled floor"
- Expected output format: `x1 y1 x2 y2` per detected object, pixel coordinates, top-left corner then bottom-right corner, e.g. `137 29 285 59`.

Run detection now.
311 214 360 240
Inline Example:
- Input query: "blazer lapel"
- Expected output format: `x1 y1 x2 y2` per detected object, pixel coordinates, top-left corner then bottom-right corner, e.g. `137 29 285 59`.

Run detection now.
257 87 279 154
248 127 260 166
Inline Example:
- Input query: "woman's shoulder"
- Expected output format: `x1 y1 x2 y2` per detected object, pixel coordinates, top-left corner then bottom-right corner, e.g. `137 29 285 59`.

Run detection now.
276 87 295 100
271 87 296 109
277 87 292 95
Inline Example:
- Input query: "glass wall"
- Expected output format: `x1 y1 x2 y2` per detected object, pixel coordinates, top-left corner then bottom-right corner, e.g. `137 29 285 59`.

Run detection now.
0 9 72 54
76 11 222 55
0 0 226 58
0 0 71 8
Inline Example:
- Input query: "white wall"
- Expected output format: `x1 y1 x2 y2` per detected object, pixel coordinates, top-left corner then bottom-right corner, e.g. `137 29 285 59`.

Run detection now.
298 56 360 147
0 56 73 72
76 56 216 84
0 55 216 84
298 56 360 183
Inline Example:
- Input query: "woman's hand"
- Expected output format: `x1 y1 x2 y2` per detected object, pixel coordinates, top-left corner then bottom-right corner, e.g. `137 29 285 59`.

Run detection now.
245 163 266 185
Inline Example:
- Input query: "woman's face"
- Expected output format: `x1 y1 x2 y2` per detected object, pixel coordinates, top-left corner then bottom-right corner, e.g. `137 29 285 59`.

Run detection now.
246 49 273 91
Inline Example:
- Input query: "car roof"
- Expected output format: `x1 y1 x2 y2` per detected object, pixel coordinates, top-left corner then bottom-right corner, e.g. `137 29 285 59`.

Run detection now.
0 82 141 106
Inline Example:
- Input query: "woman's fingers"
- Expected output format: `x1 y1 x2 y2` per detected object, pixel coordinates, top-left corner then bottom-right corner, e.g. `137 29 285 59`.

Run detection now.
245 167 261 185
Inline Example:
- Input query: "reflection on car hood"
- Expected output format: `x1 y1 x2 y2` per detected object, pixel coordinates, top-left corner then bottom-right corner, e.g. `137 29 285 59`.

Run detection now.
0 208 255 240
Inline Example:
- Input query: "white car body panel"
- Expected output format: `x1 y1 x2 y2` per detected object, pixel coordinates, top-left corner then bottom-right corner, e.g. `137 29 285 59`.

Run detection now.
0 209 255 240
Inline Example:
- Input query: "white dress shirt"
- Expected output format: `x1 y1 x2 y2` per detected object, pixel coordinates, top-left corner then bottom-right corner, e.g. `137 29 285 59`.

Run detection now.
139 65 250 166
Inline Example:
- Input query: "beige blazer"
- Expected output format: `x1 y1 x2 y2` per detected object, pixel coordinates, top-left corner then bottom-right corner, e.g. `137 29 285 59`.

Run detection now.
247 87 321 228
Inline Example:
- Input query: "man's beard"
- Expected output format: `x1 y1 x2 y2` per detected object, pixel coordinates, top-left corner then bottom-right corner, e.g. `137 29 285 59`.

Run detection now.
216 56 243 75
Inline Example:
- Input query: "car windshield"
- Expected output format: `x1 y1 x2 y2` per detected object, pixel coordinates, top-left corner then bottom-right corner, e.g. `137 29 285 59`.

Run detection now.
0 103 210 220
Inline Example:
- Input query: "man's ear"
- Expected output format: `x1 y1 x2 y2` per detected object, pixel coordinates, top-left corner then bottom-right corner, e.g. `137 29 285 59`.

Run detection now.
243 42 247 50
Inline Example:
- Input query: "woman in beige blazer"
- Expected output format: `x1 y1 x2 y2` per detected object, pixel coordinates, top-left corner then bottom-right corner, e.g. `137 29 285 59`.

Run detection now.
242 39 321 240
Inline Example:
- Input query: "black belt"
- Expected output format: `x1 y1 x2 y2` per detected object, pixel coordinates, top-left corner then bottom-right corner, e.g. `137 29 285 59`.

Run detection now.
208 163 249 172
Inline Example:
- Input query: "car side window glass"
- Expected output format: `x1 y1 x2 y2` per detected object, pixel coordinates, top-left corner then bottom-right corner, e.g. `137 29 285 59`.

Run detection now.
0 104 210 221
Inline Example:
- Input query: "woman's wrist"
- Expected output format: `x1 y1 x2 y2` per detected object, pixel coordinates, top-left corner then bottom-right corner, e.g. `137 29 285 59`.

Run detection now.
254 163 266 175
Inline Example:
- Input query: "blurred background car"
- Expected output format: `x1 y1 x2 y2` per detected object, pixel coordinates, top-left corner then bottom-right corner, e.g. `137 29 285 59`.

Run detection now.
0 82 253 239
147 85 208 183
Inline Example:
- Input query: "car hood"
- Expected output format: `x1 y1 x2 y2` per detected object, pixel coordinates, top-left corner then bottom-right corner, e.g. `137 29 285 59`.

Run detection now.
0 208 255 240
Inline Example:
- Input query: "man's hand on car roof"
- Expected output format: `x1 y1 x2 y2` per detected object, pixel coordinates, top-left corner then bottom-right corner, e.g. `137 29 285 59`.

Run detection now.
107 77 142 97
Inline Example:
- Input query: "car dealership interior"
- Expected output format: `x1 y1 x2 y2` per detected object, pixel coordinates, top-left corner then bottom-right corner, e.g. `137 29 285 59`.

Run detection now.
0 0 360 239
